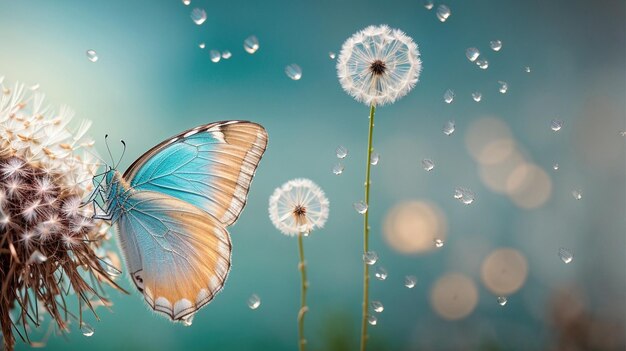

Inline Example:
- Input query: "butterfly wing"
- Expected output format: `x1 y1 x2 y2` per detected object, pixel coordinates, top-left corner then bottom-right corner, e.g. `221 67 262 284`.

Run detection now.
117 190 231 320
123 120 268 226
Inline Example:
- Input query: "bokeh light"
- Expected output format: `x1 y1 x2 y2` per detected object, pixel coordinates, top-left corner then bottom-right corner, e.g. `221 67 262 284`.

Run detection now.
481 248 528 295
383 200 447 254
430 273 479 320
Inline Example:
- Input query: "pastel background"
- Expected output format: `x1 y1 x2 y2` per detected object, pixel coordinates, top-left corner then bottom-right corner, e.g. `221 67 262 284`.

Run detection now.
0 0 624 350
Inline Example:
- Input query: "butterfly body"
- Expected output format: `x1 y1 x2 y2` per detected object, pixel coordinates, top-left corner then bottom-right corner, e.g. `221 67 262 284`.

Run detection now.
97 121 267 321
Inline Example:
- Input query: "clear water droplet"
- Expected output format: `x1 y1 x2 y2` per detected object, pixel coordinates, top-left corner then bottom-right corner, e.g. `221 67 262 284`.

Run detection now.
247 294 261 309
454 187 475 205
466 48 480 62
424 0 434 10
244 35 259 54
209 50 221 63
370 152 379 166
525 66 531 73
198 42 205 49
182 0 191 5
422 158 434 171
404 275 417 289
476 59 489 69
332 162 344 175
558 247 574 264
329 52 336 59
81 323 94 337
498 81 509 94
434 238 444 248
285 64 302 80
363 251 378 265
367 314 377 325
443 121 455 136
336 145 348 159
552 163 559 171
86 50 98 63
497 296 507 306
436 5 451 22
472 91 482 102
444 89 455 104
29 250 47 264
571 190 582 200
354 201 368 214
181 313 195 326
550 119 563 132
371 301 384 313
221 50 232 59
374 266 387 281
190 8 207 25
490 40 503 52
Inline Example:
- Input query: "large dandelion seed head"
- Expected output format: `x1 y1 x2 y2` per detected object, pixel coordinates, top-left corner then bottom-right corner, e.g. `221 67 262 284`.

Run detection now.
0 78 121 350
269 178 329 236
336 25 422 106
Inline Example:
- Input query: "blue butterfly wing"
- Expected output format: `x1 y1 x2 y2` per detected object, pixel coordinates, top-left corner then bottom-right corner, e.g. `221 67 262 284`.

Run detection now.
123 121 268 226
117 190 231 320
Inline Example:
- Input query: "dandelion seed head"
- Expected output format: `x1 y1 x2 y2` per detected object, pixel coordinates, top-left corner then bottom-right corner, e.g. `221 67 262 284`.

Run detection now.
269 178 329 236
337 25 422 106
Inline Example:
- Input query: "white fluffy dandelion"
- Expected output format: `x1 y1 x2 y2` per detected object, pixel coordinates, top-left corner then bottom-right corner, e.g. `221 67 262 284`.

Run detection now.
336 25 422 106
268 178 329 236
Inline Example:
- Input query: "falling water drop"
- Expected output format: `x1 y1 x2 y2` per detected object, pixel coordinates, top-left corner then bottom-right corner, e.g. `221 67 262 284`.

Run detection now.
476 59 489 69
525 66 531 73
353 201 368 214
424 0 434 10
422 158 434 171
454 187 475 205
332 163 344 175
498 81 509 94
374 266 388 281
81 323 95 337
550 119 563 132
363 251 378 265
198 42 205 49
247 294 261 309
444 89 455 104
466 47 480 62
371 301 384 313
190 8 207 25
436 5 451 22
336 145 348 159
571 190 582 200
182 0 191 5
370 152 379 166
244 35 260 54
558 247 574 264
490 40 503 51
285 64 302 80
472 91 482 102
497 296 507 306
209 50 221 63
404 275 417 289
86 50 98 63
552 163 559 171
367 315 378 326
434 238 444 248
329 52 336 59
443 121 455 136
221 51 232 59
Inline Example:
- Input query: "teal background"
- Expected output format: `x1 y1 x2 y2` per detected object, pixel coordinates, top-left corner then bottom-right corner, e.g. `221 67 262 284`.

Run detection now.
1 0 625 350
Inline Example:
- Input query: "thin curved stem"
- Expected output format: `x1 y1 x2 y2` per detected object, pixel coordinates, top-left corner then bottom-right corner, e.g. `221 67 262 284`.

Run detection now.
360 103 376 351
297 232 308 351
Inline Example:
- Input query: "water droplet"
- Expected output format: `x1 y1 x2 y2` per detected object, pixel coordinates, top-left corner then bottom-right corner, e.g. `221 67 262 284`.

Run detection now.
434 238 444 248
552 163 559 171
472 91 482 102
476 59 489 69
571 190 582 200
497 296 507 306
181 313 195 326
454 187 475 205
336 145 348 159
436 5 451 22
444 89 455 104
490 40 503 52
498 81 509 94
466 48 480 62
370 152 379 166
367 314 378 325
443 121 455 136
374 266 388 281
354 201 368 214
558 247 574 264
619 131 626 136
424 0 434 10
198 42 205 49
371 301 384 313
422 158 434 171
330 163 344 176
550 119 563 132
329 52 336 59
81 323 94 337
244 35 259 54
221 50 232 59
207 50 220 63
285 64 302 80
29 250 47 264
190 8 207 25
363 251 378 265
182 0 191 5
247 294 261 309
404 275 417 289
525 66 531 73
86 50 98 63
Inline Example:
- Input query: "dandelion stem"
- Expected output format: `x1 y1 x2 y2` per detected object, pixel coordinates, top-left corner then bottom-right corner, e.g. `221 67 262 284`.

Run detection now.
360 103 376 351
297 232 308 351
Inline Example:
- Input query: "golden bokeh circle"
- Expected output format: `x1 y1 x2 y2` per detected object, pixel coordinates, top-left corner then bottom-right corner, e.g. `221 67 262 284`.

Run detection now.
481 248 528 295
430 273 479 320
506 163 552 209
383 201 447 254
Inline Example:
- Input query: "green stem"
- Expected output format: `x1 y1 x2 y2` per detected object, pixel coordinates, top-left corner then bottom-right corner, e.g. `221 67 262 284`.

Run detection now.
360 103 376 351
297 233 308 351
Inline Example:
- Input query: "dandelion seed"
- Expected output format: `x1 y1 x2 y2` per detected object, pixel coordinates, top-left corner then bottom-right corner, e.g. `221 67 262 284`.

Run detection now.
269 179 329 236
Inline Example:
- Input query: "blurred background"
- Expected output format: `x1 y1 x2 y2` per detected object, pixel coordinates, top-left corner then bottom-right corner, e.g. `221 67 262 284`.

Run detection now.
1 0 624 350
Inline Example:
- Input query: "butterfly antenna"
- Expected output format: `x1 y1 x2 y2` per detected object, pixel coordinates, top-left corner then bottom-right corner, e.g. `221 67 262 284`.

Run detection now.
104 134 115 168
114 139 126 169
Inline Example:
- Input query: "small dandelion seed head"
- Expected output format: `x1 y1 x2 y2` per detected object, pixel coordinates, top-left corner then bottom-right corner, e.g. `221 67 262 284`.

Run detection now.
268 178 330 236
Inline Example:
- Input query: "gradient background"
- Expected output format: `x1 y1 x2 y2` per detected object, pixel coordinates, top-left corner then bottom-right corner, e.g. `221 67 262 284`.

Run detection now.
1 0 625 350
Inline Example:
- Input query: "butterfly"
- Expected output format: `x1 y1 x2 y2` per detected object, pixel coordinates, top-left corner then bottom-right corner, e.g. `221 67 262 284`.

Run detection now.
91 120 267 321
